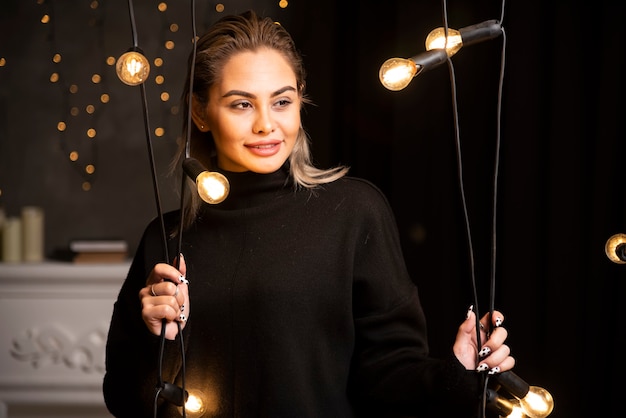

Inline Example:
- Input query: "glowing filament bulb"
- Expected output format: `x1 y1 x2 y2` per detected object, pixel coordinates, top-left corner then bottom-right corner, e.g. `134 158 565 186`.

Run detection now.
378 58 418 91
182 158 230 204
196 171 229 204
185 392 205 414
495 372 554 418
116 50 150 86
605 233 626 264
425 27 463 56
506 406 528 418
518 386 554 418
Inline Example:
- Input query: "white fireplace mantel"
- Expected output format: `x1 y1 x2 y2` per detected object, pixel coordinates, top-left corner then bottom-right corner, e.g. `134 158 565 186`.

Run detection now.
0 261 130 418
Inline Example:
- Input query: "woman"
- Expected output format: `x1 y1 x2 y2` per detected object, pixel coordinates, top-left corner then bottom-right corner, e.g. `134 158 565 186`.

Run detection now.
103 10 514 417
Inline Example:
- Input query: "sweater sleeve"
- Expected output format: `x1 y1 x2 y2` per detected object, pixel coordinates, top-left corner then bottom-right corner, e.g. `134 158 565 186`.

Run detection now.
347 180 481 417
102 218 185 418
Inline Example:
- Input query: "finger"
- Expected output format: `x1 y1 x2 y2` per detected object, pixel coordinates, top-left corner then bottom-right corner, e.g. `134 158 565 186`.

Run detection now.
146 302 181 322
490 310 504 327
480 349 515 375
150 281 179 298
477 311 505 336
476 344 512 373
142 291 182 314
142 304 183 338
478 326 509 358
497 355 516 372
146 263 186 286
169 254 188 312
487 326 509 346
174 253 187 277
460 306 478 333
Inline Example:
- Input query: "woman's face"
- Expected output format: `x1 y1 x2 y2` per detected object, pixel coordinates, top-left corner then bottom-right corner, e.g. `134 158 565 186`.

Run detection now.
195 48 301 173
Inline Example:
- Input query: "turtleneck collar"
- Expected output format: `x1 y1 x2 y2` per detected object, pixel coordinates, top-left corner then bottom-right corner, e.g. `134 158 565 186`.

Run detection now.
205 163 294 210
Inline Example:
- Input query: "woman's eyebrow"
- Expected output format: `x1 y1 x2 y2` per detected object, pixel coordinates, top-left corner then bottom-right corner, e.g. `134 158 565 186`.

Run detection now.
222 85 296 99
272 86 297 96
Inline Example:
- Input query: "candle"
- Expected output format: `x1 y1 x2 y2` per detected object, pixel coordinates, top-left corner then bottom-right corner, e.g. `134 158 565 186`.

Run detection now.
22 206 44 262
2 217 22 262
0 207 5 259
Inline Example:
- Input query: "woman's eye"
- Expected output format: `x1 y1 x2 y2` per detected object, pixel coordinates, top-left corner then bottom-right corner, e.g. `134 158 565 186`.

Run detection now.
275 99 292 107
233 101 252 109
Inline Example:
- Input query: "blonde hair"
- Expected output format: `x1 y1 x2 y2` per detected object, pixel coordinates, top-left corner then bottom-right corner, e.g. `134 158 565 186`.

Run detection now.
172 10 348 227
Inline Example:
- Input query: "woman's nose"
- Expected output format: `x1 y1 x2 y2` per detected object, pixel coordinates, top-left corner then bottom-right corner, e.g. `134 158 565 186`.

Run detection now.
253 108 274 134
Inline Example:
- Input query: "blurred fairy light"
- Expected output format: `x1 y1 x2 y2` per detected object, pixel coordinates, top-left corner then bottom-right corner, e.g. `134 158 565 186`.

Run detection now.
42 0 107 191
153 0 183 141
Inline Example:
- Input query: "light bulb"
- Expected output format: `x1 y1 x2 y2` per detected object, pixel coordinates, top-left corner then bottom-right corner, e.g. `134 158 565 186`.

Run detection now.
495 372 554 418
184 391 205 415
605 233 626 264
182 158 229 204
116 49 150 86
177 389 206 417
506 405 529 418
196 171 230 204
178 388 220 417
518 386 554 418
378 49 447 91
379 57 418 91
425 27 463 57
487 388 529 418
379 20 502 91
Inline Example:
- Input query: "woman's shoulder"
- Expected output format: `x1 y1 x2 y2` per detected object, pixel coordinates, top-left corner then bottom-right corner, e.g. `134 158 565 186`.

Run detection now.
141 209 182 237
315 176 393 214
324 175 388 200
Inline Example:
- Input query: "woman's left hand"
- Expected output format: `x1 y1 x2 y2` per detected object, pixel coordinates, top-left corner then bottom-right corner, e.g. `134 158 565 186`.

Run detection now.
453 306 516 374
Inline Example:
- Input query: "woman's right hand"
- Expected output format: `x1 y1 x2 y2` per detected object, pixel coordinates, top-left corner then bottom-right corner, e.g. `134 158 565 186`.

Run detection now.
139 254 189 340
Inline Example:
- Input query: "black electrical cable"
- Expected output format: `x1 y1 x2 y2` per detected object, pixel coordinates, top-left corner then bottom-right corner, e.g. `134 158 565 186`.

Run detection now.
176 0 199 258
139 79 168 263
122 0 191 415
438 0 508 416
123 0 170 263
489 0 507 330
178 321 187 417
148 0 201 410
126 0 139 49
437 0 485 408
171 0 199 412
438 0 482 352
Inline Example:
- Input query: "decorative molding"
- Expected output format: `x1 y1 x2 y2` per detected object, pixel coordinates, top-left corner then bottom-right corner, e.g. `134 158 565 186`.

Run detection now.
10 324 107 374
0 262 127 416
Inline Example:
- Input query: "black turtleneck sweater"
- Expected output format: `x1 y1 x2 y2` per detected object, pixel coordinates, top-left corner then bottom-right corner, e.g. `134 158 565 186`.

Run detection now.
103 165 480 417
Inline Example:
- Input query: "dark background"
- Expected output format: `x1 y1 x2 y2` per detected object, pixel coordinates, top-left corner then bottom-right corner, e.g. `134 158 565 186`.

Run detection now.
1 1 624 417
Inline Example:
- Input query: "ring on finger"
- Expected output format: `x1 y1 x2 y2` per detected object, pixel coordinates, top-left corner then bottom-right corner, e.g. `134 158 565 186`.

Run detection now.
151 284 157 297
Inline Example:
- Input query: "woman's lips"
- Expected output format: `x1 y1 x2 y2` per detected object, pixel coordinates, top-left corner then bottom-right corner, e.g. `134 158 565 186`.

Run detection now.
245 140 282 156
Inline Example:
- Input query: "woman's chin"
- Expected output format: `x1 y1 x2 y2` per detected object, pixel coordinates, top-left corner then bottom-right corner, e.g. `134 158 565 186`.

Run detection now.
247 156 289 174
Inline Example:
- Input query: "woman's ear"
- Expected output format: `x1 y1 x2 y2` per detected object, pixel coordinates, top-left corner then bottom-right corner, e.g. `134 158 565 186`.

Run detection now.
191 96 210 132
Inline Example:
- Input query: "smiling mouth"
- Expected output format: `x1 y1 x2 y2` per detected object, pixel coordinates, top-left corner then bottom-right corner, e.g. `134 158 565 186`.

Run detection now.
245 141 282 157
